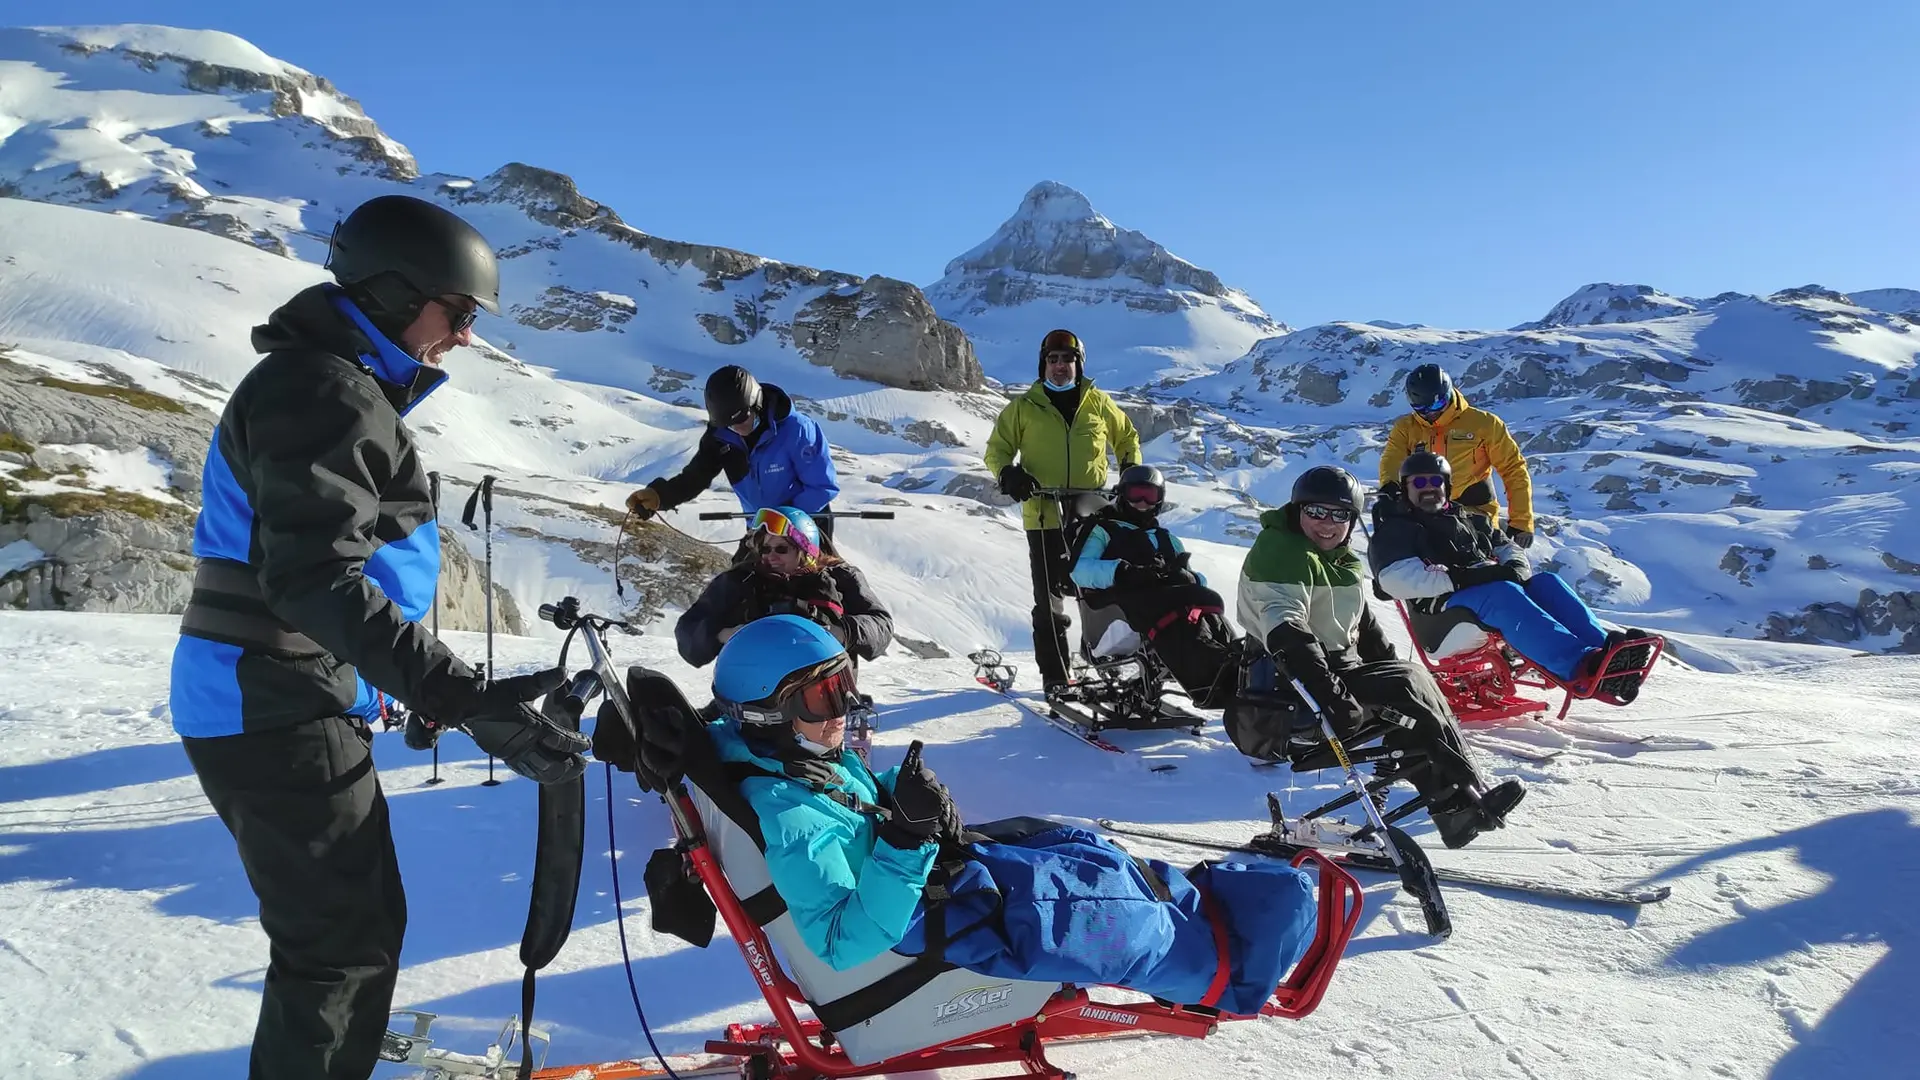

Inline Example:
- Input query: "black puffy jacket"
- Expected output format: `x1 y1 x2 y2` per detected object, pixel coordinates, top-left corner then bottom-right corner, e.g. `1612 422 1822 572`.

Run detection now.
677 560 894 668
1368 491 1521 613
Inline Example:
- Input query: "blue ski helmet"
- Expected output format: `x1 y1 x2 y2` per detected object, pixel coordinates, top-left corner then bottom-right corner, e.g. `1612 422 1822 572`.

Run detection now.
752 506 822 564
713 615 847 721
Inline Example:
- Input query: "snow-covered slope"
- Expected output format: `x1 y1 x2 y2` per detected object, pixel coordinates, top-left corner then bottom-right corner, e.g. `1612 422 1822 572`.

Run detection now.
0 24 979 400
1850 287 1920 316
0 194 1038 652
926 181 1287 388
3 611 1914 1080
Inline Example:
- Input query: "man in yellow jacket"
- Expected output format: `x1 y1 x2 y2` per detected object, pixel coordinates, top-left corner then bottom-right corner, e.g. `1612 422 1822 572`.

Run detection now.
984 328 1142 691
1379 363 1536 547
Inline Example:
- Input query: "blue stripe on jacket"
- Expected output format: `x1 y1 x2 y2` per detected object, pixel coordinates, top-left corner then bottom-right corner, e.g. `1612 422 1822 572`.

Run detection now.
172 291 447 735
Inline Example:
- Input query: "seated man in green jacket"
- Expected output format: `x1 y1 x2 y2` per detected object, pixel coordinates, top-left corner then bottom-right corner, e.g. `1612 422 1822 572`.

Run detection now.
1236 465 1524 850
983 328 1142 693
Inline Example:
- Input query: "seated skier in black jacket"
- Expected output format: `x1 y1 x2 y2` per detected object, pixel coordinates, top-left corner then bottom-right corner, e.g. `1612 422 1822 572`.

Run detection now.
1068 465 1240 707
1370 450 1661 703
676 505 894 670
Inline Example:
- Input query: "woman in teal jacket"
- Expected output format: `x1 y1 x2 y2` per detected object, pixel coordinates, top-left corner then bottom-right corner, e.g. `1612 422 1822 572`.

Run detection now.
706 650 938 970
703 616 1319 1013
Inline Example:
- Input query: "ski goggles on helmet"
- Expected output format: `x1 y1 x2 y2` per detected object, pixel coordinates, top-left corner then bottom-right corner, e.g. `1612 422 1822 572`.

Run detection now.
1301 503 1357 524
1407 474 1448 491
752 507 820 561
732 656 858 728
1120 482 1164 506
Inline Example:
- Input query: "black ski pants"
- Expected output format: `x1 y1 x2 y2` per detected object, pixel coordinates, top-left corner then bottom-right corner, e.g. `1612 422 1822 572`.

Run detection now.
1026 527 1076 686
183 715 407 1080
1326 656 1482 798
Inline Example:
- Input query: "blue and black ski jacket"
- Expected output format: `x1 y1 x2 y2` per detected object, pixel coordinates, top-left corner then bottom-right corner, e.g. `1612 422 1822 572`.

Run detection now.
649 383 839 515
170 284 476 738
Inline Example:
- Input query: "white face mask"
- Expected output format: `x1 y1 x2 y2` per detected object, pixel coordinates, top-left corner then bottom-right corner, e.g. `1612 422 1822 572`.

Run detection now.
1043 377 1076 392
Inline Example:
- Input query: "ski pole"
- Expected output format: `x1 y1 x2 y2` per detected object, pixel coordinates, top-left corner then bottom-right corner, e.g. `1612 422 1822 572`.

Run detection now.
425 471 445 787
463 474 502 787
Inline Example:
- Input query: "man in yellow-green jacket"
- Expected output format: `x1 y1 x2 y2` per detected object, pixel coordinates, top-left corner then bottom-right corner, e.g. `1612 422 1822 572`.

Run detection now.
984 328 1142 691
1379 364 1535 547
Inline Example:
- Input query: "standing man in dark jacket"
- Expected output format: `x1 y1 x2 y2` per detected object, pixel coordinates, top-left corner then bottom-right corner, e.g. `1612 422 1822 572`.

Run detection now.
625 365 842 540
982 329 1142 693
170 195 590 1080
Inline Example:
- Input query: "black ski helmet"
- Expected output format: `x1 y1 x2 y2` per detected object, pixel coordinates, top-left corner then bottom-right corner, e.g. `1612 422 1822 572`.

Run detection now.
1398 448 1453 483
1037 328 1084 380
705 365 763 427
1116 463 1166 513
1404 364 1453 415
326 196 500 332
1289 465 1366 516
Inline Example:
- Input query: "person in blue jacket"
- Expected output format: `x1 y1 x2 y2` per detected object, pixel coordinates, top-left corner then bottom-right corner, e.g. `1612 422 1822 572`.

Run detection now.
704 616 1319 1015
1070 465 1241 707
626 365 843 539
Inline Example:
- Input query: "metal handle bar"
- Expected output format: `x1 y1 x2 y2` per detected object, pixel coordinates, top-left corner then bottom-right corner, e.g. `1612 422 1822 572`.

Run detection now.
696 510 895 521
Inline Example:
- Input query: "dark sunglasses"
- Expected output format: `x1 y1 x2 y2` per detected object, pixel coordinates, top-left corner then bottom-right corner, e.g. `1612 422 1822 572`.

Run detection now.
761 539 797 557
1407 475 1448 490
1301 504 1356 523
1044 351 1079 363
721 408 754 426
432 297 479 335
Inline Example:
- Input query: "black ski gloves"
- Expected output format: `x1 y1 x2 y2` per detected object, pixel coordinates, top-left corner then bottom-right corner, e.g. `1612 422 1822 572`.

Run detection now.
1159 552 1199 587
879 741 959 850
998 464 1039 502
1507 527 1535 550
416 667 592 785
1447 562 1522 591
1114 561 1160 589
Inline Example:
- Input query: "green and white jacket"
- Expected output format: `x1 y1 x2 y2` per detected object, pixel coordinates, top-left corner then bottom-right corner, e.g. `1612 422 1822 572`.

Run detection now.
1236 509 1395 722
1238 510 1368 650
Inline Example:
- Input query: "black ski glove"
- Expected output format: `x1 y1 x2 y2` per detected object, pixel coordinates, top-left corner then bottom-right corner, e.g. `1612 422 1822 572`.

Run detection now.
1156 555 1198 587
1507 527 1535 550
1114 561 1159 589
1501 558 1532 583
420 668 592 785
879 742 956 850
998 464 1039 502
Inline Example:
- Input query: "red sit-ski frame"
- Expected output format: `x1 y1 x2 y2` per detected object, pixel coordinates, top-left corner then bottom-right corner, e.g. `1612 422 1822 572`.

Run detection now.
547 788 1363 1080
1394 601 1663 722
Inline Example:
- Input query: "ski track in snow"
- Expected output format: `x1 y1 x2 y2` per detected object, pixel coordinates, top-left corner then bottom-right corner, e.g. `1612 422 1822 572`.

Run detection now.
0 612 1915 1079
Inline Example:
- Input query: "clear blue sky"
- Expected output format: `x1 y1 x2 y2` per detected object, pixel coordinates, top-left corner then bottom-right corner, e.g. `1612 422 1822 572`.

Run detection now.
18 1 1919 329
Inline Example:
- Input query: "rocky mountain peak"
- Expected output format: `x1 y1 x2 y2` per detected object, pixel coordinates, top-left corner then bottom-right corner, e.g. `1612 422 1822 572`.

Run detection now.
458 163 621 230
1523 283 1698 329
940 180 1229 297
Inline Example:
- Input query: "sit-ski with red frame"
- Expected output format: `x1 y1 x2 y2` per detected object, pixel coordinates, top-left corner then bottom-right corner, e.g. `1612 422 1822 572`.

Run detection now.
538 783 1363 1080
1392 601 1663 723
